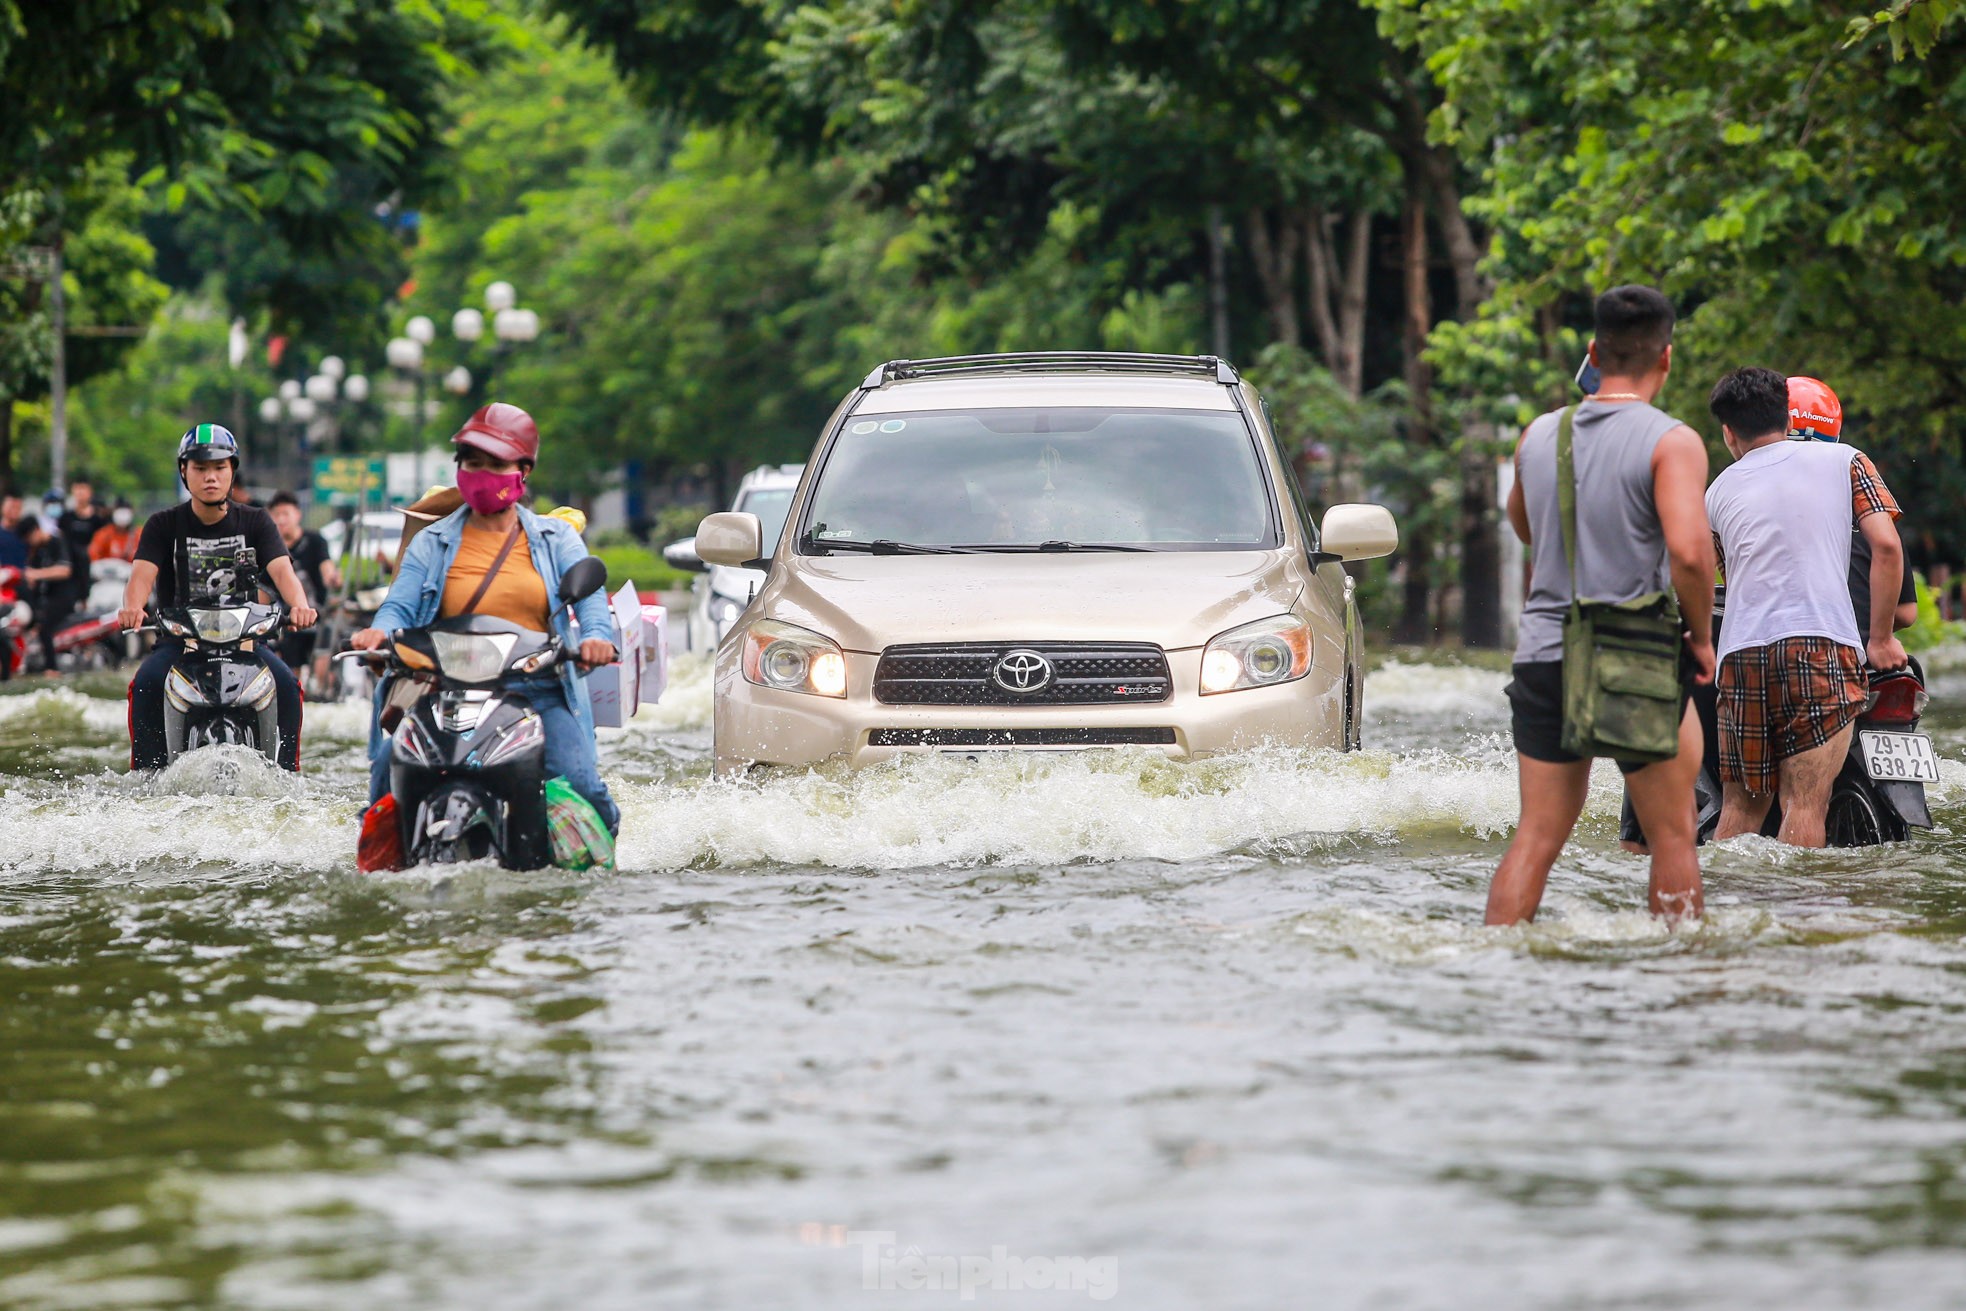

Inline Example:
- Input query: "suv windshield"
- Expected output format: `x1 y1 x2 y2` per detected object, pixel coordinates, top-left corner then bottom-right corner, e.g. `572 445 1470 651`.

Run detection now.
801 408 1276 550
735 487 794 556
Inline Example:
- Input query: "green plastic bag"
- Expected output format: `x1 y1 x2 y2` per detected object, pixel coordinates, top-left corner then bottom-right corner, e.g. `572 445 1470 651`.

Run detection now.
545 777 616 871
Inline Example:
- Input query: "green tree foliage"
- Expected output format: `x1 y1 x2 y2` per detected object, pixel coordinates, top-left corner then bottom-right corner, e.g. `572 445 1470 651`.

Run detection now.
0 163 170 490
40 294 275 501
1845 0 1964 59
0 0 510 488
1377 0 1966 559
551 0 1507 643
400 18 1198 496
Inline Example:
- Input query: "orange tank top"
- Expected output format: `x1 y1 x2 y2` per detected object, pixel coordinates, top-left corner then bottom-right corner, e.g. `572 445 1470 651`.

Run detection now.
441 521 551 630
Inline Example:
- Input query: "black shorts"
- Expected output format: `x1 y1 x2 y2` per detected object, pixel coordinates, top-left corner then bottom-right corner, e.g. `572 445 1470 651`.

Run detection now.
1507 660 1690 777
277 628 318 668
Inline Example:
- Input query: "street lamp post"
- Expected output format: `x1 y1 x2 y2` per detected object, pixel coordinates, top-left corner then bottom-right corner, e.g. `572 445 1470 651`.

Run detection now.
385 329 430 447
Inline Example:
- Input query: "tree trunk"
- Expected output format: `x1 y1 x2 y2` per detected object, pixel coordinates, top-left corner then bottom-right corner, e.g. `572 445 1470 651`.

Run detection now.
1395 175 1437 645
1303 209 1371 401
1205 205 1231 358
1420 144 1490 316
1459 422 1502 647
0 398 13 495
1243 208 1301 348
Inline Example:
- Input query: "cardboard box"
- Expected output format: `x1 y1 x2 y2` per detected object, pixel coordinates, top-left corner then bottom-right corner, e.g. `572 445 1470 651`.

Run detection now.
638 605 668 705
587 580 644 728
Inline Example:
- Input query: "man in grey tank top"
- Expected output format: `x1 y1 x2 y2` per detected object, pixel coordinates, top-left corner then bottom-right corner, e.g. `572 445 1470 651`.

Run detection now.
1485 286 1717 927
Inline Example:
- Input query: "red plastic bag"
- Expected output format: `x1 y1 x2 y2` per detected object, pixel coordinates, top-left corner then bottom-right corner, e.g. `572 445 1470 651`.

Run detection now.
358 795 406 872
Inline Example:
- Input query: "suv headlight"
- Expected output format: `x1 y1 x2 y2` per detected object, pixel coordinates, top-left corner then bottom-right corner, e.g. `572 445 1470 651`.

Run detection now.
742 619 847 698
708 594 742 626
1199 615 1312 694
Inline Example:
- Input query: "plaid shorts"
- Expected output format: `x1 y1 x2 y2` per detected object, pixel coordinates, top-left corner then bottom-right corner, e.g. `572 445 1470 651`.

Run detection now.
1716 637 1866 794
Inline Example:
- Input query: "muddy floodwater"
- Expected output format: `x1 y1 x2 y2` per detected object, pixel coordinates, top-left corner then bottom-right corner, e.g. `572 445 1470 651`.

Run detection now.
5 654 1966 1309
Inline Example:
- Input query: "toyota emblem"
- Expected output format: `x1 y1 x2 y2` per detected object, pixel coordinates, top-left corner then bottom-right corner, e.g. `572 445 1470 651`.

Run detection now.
991 649 1054 694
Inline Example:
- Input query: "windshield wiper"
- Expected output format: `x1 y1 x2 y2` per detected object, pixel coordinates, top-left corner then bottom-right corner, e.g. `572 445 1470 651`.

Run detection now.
966 540 1153 553
803 536 977 555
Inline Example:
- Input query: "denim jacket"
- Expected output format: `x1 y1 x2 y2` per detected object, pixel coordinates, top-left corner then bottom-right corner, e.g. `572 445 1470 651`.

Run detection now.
372 505 617 738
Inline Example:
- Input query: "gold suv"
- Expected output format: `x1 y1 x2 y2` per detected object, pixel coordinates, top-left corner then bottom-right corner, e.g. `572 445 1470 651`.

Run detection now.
694 353 1398 772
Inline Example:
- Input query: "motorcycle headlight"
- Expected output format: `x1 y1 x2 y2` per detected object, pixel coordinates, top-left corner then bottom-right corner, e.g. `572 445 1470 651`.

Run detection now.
165 666 208 710
394 715 440 767
245 609 282 638
1198 614 1313 694
189 607 248 644
429 632 517 682
741 619 847 698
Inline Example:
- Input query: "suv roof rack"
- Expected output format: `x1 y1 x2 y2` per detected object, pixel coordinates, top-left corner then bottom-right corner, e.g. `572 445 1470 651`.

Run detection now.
860 351 1239 390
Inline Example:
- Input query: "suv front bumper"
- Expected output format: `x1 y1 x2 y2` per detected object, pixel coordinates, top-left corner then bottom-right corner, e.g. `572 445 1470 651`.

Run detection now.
712 649 1346 773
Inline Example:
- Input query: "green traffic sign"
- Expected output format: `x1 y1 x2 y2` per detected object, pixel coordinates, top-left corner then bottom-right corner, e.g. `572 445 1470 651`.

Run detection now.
311 456 387 504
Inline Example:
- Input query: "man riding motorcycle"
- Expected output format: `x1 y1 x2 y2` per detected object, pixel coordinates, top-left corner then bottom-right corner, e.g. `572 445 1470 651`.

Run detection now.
349 403 621 834
119 425 318 770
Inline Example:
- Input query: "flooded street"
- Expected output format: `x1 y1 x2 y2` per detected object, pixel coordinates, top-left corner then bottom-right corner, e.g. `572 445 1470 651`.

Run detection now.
5 655 1966 1309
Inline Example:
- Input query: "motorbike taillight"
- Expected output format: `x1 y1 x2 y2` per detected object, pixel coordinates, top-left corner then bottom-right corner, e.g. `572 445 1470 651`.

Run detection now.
1865 675 1928 726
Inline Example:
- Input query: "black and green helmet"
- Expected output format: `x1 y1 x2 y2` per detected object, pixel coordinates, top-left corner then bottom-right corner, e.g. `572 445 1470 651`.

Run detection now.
177 423 240 465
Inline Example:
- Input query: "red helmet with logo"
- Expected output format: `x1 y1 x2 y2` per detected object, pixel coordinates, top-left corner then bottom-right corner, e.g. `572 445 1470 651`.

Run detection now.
452 403 540 463
1786 376 1842 442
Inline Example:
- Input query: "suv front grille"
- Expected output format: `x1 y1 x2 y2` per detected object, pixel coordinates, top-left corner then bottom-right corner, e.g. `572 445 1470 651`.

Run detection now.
873 642 1172 706
869 727 1177 748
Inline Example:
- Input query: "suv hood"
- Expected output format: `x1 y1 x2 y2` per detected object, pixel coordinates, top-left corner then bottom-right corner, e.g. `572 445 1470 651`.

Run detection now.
760 551 1307 653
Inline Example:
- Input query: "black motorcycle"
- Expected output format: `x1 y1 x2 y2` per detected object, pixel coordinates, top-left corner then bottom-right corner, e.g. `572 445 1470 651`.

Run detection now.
1621 662 1935 848
1826 665 1935 845
350 557 606 869
153 599 289 767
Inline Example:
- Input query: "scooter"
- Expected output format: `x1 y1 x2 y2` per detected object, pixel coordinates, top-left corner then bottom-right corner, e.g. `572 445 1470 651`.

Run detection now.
151 600 289 766
1827 664 1935 845
1621 662 1935 849
0 566 29 677
350 557 607 870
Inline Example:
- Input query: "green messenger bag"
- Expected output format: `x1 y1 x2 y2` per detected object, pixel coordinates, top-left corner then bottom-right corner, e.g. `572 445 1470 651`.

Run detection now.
1555 406 1685 764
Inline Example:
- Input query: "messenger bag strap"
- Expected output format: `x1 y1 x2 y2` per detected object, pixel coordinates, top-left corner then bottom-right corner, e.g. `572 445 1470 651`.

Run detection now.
1556 404 1581 615
459 519 523 616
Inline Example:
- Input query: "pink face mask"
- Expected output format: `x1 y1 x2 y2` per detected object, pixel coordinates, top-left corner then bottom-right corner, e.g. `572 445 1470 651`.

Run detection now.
457 467 527 515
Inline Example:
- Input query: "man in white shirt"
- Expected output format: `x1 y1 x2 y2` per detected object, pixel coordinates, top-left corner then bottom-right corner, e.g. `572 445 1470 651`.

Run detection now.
1704 367 1909 847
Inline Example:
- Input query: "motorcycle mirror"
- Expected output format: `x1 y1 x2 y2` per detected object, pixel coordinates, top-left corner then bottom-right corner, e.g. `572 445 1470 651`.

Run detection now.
558 556 608 604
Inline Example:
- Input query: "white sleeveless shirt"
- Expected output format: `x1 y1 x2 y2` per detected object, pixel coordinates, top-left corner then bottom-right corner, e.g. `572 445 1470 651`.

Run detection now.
1704 441 1863 661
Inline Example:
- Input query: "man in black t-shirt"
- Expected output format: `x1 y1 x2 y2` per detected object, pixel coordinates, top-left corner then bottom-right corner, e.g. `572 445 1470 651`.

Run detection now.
20 517 76 675
267 490 341 681
58 478 111 568
119 425 318 771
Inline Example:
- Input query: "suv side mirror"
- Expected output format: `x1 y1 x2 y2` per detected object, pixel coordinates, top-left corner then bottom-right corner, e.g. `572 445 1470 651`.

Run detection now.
695 511 764 567
559 556 608 604
662 537 706 573
1319 504 1399 562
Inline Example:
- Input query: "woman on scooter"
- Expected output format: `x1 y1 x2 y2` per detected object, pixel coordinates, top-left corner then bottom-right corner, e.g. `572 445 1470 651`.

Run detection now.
349 403 621 834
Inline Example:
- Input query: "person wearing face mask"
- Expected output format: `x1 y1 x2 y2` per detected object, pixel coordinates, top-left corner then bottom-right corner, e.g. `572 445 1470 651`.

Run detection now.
90 501 142 562
349 403 621 834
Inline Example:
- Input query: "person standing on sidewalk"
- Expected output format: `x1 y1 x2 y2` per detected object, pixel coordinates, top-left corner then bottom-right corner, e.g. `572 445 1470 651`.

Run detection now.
1486 285 1716 926
1705 367 1909 847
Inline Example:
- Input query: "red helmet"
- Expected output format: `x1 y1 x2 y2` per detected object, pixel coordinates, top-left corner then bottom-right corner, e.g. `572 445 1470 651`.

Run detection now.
452 403 540 463
1786 376 1842 442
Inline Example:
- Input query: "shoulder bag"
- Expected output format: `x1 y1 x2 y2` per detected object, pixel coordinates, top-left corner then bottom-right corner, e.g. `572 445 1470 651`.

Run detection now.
1557 405 1685 763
